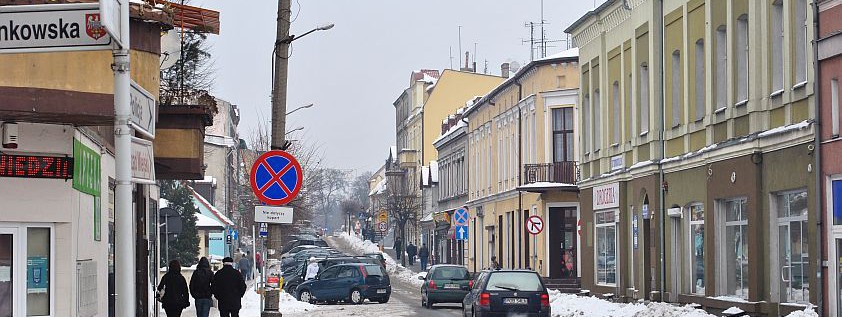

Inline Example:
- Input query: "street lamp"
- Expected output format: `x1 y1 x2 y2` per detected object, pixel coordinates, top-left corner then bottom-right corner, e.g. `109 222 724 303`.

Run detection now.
286 103 313 115
280 23 335 44
285 126 304 135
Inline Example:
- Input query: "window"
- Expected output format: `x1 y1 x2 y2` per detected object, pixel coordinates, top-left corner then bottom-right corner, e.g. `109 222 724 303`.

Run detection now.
595 210 617 285
771 1 784 93
612 81 621 144
736 15 748 104
672 50 682 127
688 204 705 295
794 0 808 85
639 63 650 134
833 79 840 137
716 25 728 111
583 94 591 153
320 266 339 279
695 39 706 121
553 108 575 162
594 90 601 150
720 198 749 298
777 190 809 303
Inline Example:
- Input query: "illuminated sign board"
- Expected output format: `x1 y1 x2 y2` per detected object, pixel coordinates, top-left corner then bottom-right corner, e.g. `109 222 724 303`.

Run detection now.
0 153 73 179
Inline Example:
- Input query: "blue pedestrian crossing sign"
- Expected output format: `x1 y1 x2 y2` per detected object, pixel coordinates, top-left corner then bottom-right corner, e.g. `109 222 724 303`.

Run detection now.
455 225 468 240
453 208 469 226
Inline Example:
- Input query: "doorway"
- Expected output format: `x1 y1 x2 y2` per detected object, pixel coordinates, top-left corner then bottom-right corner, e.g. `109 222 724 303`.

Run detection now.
0 228 15 317
549 207 578 279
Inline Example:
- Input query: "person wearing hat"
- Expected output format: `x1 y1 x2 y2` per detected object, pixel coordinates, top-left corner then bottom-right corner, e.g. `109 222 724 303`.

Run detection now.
304 257 320 281
212 257 247 317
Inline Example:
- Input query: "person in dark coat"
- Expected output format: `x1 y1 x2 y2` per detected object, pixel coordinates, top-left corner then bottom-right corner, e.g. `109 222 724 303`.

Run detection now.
406 242 417 265
213 257 247 317
394 237 403 260
418 243 430 271
238 253 251 280
189 257 214 317
157 260 190 317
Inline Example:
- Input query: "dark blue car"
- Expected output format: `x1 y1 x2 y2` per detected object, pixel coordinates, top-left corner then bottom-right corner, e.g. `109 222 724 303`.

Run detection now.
462 270 551 317
295 263 391 304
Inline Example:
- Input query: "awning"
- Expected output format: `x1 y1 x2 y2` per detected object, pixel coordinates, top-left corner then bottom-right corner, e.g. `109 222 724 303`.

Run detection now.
517 182 579 193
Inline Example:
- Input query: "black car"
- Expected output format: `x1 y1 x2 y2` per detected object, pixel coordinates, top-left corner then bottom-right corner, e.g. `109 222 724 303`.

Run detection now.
462 270 551 317
295 263 391 304
283 256 382 294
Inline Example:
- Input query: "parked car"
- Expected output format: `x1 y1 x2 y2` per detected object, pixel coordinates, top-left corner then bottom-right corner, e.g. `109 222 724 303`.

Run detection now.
462 270 551 317
295 263 391 304
284 256 382 294
362 252 387 268
419 264 472 308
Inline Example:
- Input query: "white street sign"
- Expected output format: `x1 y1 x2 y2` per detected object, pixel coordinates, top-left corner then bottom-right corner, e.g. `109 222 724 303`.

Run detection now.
525 215 544 235
130 137 155 184
130 80 157 138
98 0 124 47
0 3 113 53
378 222 387 232
255 206 293 224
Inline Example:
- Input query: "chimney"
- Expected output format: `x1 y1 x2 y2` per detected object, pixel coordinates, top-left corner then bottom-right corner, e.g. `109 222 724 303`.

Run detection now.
442 121 449 135
501 62 510 78
465 51 470 70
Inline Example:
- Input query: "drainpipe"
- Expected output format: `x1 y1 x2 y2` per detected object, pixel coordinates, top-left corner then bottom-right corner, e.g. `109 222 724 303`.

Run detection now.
656 0 668 302
516 82 524 269
812 1 824 315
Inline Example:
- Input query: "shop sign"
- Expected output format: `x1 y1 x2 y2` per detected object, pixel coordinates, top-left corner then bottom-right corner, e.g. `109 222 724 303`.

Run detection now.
593 182 620 210
632 215 639 249
610 155 624 171
131 136 155 184
0 3 113 53
27 256 48 293
0 153 73 180
73 139 101 196
434 212 450 224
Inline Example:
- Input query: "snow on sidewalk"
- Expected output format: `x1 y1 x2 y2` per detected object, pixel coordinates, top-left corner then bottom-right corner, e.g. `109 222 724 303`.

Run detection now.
548 290 713 317
337 232 424 287
240 286 318 315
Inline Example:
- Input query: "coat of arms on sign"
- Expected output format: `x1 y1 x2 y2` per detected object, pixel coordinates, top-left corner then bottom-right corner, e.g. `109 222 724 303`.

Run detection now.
86 14 106 40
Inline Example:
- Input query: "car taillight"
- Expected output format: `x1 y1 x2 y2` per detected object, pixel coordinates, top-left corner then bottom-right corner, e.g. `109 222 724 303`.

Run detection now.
540 293 550 307
479 292 490 306
469 280 474 288
428 280 436 289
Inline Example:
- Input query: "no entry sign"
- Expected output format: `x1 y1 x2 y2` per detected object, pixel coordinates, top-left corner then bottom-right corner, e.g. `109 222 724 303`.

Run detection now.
250 150 303 206
526 215 544 235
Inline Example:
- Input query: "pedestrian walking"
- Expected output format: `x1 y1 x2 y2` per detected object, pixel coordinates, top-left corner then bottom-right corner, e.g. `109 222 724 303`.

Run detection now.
418 243 430 271
189 257 214 317
213 257 247 317
490 256 501 270
305 257 320 280
406 242 417 265
157 260 189 317
394 237 403 260
255 251 263 275
233 249 242 269
238 253 251 280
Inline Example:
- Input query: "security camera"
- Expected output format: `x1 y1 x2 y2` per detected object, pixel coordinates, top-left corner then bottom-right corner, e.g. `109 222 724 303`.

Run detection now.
2 122 18 149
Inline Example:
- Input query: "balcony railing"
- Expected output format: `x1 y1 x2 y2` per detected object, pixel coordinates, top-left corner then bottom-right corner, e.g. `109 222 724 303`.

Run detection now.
523 161 578 185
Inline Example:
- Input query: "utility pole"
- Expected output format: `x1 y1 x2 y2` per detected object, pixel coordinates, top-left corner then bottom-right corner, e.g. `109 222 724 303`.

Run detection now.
264 0 291 315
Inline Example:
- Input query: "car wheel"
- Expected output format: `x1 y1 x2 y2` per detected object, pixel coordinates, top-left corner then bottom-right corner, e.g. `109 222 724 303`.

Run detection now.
297 289 313 303
349 288 363 305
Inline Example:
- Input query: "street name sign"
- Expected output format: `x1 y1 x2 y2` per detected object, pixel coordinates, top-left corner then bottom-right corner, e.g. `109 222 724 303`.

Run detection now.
0 3 113 53
130 137 155 184
455 225 468 240
254 206 293 224
526 215 544 235
130 80 156 139
250 150 303 206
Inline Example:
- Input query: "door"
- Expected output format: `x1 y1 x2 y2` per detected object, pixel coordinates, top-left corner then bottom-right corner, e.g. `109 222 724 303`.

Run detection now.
335 267 358 299
549 207 578 279
312 266 339 300
778 191 809 304
0 228 16 317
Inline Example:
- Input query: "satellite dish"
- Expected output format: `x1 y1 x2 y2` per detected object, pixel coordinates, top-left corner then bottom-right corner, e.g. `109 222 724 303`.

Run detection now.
160 30 182 69
510 61 522 73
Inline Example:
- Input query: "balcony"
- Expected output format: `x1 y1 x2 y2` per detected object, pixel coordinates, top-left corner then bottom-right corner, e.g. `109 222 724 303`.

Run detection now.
518 161 579 193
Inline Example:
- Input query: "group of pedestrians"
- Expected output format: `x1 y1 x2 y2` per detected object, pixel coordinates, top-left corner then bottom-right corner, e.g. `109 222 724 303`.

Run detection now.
395 238 431 271
157 257 247 317
233 249 258 281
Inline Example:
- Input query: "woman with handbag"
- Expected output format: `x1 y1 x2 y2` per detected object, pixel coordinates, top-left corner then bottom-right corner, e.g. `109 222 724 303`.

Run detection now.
190 257 214 317
157 260 190 317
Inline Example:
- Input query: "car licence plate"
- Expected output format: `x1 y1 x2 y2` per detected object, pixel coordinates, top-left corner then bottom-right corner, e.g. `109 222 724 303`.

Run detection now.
444 284 460 289
377 289 387 294
503 297 528 305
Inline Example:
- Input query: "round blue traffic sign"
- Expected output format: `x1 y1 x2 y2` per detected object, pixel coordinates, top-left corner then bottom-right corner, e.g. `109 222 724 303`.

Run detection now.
250 150 303 205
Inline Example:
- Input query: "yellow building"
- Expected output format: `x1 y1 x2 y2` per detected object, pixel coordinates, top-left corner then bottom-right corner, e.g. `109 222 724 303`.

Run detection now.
463 49 580 287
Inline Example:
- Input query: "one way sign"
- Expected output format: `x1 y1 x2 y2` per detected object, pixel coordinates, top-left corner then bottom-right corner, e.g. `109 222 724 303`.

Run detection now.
455 225 468 240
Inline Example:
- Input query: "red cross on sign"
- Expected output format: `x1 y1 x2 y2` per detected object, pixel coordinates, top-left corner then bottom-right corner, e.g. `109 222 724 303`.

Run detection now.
526 215 544 235
250 150 303 206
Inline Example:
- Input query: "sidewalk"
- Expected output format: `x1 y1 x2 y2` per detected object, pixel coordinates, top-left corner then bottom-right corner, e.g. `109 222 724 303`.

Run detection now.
382 247 425 273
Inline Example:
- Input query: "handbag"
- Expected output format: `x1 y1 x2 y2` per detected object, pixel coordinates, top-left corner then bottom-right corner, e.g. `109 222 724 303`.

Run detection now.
155 285 165 303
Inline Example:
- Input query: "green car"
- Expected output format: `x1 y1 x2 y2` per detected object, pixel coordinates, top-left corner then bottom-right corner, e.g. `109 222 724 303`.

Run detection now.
419 264 472 308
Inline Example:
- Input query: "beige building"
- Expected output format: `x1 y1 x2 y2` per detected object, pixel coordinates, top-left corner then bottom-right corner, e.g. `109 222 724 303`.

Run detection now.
567 0 817 315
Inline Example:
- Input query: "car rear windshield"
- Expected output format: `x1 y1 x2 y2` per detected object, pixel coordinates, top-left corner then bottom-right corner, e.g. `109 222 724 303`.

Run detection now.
485 272 543 292
365 265 386 276
432 267 470 280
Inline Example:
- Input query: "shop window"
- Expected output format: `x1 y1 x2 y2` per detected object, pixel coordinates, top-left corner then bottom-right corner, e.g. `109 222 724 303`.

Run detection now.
719 198 749 298
687 204 705 295
595 210 617 285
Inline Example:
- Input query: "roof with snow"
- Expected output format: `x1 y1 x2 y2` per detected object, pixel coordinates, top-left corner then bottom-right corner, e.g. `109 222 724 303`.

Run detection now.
196 212 224 229
189 187 234 226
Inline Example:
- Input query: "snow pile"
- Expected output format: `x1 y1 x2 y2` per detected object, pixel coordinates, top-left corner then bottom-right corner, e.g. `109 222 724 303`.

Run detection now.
785 306 818 317
548 290 715 317
722 307 744 315
337 233 423 287
241 287 317 315
758 120 812 138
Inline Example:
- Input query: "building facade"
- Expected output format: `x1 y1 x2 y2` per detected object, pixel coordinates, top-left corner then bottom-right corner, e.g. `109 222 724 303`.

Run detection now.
567 0 817 315
432 110 469 265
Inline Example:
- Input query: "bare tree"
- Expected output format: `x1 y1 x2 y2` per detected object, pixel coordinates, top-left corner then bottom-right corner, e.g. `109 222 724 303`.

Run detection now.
349 171 373 211
383 170 422 267
309 168 350 230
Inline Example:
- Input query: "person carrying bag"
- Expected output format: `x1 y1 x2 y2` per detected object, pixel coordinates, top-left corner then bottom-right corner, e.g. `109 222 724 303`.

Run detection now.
157 260 190 317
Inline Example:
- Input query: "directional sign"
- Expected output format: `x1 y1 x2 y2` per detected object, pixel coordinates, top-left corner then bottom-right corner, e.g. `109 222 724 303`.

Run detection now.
250 150 303 206
526 215 544 235
259 223 268 237
130 80 157 138
378 222 387 233
453 208 469 226
254 206 293 224
0 3 113 53
455 225 469 240
99 0 125 47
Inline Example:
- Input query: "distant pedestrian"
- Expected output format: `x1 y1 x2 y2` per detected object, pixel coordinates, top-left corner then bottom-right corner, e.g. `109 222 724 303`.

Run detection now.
406 242 417 265
394 237 403 260
157 260 189 317
490 256 501 270
234 249 242 269
189 257 214 317
255 252 263 275
213 257 247 317
238 253 251 280
305 257 320 280
418 243 430 271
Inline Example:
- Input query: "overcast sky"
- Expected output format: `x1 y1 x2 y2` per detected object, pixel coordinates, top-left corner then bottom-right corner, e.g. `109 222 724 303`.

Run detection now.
193 0 603 173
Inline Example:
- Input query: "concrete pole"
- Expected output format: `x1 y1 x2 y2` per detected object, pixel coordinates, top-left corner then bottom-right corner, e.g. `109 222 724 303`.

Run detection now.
114 46 135 317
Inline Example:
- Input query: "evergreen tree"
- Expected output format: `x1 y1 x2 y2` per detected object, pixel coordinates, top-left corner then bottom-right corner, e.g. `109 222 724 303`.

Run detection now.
160 180 200 267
